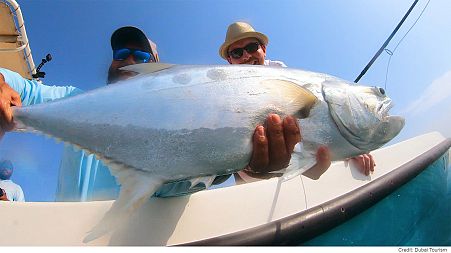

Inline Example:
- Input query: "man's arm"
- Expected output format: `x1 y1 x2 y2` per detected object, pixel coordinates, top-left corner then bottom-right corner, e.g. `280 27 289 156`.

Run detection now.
15 185 25 202
0 68 82 106
0 68 83 137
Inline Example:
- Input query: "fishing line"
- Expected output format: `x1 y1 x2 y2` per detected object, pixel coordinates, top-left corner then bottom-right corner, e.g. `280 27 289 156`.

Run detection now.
383 0 431 91
354 0 419 83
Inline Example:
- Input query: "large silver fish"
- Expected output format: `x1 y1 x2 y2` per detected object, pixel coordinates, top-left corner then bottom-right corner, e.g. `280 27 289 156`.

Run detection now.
12 63 404 241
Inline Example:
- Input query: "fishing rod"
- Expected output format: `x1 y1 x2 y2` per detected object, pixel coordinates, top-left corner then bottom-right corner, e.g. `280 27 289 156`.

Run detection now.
354 0 419 83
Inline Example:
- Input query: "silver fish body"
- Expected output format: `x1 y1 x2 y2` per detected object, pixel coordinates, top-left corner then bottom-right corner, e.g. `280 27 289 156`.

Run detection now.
14 65 316 180
12 64 404 241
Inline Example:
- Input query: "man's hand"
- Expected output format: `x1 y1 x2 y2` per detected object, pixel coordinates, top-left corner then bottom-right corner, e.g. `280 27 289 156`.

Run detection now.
235 113 375 183
235 114 300 182
302 151 376 179
0 73 21 138
301 146 332 180
248 114 300 174
0 189 9 201
236 114 333 182
349 154 375 176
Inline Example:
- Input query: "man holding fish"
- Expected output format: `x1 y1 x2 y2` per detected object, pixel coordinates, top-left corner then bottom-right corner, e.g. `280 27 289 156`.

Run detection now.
219 22 376 182
0 23 375 201
0 27 215 199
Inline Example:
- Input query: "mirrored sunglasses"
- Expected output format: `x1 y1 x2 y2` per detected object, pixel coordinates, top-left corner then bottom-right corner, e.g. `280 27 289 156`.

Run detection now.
113 48 156 63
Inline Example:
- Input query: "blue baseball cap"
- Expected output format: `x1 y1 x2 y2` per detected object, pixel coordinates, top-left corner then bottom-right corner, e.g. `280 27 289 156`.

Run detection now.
0 160 13 170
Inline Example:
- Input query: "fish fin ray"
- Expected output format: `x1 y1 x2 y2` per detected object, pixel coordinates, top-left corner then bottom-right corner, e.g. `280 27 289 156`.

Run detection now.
260 79 318 118
188 175 216 190
120 62 174 75
83 165 164 243
281 146 316 181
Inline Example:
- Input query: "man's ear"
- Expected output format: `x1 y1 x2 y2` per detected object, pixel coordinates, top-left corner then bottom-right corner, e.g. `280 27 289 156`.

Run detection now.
261 44 267 55
226 57 233 64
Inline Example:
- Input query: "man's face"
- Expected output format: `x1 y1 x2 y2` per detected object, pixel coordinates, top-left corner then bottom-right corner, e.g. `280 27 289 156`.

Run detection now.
227 37 266 65
107 42 153 84
0 167 12 180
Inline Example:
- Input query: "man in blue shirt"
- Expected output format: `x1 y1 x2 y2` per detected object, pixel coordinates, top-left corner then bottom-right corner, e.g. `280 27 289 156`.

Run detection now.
0 26 307 200
0 159 25 202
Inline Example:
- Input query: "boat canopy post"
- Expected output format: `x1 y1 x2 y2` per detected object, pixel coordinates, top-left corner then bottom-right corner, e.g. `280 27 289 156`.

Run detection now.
0 0 36 79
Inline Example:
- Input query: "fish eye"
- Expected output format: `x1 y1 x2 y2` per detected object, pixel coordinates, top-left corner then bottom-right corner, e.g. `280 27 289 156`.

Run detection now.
376 87 385 95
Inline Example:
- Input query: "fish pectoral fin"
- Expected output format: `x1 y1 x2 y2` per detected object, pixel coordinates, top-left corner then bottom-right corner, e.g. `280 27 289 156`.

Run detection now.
282 160 316 181
260 79 318 119
281 149 316 181
83 165 164 243
120 62 174 75
189 175 216 190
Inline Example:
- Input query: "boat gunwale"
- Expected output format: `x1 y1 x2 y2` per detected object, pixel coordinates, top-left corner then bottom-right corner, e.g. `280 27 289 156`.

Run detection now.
179 138 451 246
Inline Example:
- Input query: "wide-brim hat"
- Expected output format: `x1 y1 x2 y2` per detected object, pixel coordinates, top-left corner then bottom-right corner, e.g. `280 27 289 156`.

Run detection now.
219 22 269 60
111 26 160 62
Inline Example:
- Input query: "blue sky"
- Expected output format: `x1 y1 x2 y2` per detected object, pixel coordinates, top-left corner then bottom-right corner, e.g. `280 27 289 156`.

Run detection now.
1 0 450 201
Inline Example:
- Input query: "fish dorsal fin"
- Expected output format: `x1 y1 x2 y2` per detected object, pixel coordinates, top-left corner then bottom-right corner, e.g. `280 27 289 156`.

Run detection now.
120 62 175 75
260 79 318 118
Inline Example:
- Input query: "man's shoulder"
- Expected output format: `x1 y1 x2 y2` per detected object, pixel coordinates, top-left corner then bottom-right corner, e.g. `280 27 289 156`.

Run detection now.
0 180 19 188
264 59 288 68
9 180 21 188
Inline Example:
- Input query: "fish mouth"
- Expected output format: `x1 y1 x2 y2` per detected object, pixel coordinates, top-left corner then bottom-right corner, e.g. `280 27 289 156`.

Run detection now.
377 100 395 120
374 99 405 146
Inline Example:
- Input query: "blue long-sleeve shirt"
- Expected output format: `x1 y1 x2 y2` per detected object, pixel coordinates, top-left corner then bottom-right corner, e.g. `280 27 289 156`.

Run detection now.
1 67 223 201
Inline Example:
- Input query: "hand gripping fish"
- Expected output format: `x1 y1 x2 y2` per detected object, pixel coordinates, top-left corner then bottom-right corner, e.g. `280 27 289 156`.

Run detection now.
11 63 404 242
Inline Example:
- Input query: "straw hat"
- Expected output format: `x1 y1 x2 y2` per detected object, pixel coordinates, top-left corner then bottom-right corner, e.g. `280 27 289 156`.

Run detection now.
219 22 269 59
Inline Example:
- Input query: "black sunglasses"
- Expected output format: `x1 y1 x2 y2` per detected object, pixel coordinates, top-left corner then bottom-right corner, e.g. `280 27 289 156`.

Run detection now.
228 42 260 59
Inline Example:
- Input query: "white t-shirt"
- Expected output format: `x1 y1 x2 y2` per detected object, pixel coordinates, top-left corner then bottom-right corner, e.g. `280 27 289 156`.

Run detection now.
0 180 25 202
264 59 287 67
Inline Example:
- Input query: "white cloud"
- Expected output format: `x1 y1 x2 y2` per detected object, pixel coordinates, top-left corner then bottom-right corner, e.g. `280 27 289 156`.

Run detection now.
404 70 451 115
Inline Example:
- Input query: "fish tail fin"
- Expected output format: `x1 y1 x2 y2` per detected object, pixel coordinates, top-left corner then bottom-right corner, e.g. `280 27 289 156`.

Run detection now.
83 165 164 243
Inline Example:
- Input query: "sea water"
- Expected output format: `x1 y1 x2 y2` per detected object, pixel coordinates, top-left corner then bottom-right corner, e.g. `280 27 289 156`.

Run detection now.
302 152 450 246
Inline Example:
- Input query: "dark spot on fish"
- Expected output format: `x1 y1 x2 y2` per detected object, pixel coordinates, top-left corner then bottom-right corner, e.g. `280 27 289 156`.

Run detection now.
172 73 192 85
207 68 227 81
